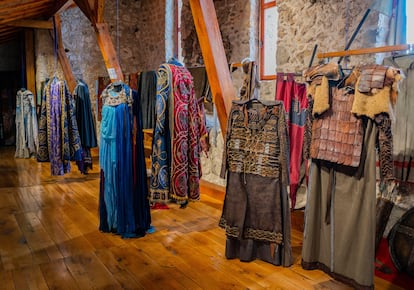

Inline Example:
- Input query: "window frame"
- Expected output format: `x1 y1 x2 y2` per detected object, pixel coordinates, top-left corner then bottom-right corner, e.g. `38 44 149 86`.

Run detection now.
175 0 183 61
407 0 413 43
260 0 277 80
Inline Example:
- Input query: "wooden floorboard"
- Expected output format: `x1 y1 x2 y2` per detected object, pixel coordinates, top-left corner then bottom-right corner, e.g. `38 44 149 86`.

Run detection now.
0 146 404 289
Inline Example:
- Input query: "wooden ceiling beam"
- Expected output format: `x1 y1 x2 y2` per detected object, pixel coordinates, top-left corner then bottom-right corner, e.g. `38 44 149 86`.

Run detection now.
94 22 124 82
25 29 36 95
7 19 53 29
0 34 19 43
73 0 123 82
317 44 411 59
189 0 235 137
0 26 23 33
95 0 104 23
0 0 50 10
51 14 77 92
0 8 52 25
52 0 74 16
0 2 50 16
73 0 94 22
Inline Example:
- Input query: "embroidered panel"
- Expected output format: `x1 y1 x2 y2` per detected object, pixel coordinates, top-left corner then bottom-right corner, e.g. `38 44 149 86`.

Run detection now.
226 103 283 178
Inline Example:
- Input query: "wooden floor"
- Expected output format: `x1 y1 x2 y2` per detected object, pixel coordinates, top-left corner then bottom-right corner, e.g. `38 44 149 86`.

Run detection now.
0 146 403 289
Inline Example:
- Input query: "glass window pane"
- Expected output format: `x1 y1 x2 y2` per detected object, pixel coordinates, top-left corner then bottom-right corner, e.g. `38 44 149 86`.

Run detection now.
407 1 414 43
263 6 278 76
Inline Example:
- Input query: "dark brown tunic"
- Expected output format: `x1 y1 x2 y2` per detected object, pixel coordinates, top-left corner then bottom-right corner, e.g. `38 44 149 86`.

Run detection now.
219 99 293 267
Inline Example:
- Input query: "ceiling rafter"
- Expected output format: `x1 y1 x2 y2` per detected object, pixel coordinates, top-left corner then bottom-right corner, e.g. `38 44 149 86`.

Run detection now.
0 0 75 44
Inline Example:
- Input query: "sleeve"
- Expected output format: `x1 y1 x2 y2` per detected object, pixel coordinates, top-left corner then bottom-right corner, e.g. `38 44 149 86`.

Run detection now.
375 113 394 181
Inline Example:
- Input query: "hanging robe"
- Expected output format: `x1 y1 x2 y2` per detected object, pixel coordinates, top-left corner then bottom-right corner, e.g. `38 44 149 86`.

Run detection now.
73 79 98 173
15 88 38 158
149 61 207 206
301 63 400 289
37 77 84 175
99 82 150 238
275 73 308 209
219 99 292 267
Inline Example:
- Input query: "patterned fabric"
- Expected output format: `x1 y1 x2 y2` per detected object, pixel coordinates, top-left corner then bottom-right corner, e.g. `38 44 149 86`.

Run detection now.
222 101 288 180
15 88 38 158
303 98 314 160
149 64 172 203
375 113 394 181
220 99 292 266
276 73 308 208
149 62 207 205
170 64 206 204
37 77 83 175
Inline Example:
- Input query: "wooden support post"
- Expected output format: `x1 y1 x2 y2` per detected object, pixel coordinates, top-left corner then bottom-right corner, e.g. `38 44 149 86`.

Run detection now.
73 0 123 83
24 29 36 95
8 19 53 30
95 0 105 23
189 0 236 137
53 15 76 92
317 44 411 59
94 22 124 82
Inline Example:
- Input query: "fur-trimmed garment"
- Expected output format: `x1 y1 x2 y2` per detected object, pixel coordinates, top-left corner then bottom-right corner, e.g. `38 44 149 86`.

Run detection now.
302 63 401 289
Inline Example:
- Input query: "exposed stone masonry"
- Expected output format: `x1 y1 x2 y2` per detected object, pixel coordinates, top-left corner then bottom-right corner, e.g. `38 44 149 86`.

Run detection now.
34 0 387 187
276 0 378 72
36 0 167 128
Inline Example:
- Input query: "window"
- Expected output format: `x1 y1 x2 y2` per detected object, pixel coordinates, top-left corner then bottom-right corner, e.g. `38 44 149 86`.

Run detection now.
260 0 278 80
407 0 413 43
175 0 183 62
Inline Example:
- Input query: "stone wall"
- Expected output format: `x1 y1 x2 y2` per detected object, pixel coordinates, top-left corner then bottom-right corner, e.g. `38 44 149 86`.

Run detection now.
35 0 167 124
181 0 257 186
276 0 378 72
181 0 254 66
34 30 65 95
33 0 388 188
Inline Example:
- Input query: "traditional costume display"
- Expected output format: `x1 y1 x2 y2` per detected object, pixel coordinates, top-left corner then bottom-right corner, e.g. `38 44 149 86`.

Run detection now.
73 79 97 173
98 81 151 238
275 73 308 209
15 88 38 158
37 77 84 175
149 63 172 204
219 99 293 267
301 62 402 289
149 60 207 206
